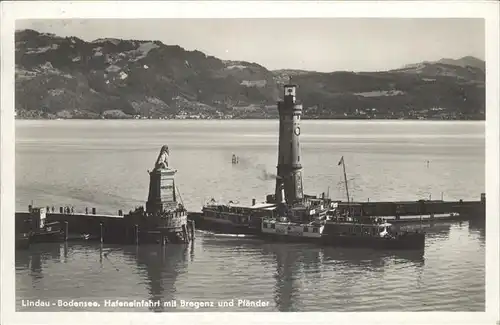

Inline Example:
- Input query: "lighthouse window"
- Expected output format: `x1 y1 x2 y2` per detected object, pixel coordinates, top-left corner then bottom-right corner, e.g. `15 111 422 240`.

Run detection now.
298 156 300 162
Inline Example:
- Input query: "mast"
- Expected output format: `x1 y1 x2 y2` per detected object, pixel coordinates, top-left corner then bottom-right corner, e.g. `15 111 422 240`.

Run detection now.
339 156 351 215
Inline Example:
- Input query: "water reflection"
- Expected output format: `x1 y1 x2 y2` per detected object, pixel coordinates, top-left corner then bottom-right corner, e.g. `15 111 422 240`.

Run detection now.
16 243 65 283
468 219 485 240
323 247 424 267
122 243 190 312
198 233 428 312
257 242 424 312
16 223 477 312
262 244 309 311
16 241 190 312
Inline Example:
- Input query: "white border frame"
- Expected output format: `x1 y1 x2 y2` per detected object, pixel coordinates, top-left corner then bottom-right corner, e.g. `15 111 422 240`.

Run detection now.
1 1 499 324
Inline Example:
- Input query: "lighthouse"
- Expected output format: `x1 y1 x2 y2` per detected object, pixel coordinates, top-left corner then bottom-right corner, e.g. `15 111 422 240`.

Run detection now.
274 84 304 205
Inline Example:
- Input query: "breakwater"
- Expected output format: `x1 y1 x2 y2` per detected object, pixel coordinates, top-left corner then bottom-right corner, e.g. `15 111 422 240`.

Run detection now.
334 194 485 220
16 208 195 247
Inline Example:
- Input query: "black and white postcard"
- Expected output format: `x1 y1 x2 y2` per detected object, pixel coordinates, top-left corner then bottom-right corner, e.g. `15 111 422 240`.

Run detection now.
1 1 499 325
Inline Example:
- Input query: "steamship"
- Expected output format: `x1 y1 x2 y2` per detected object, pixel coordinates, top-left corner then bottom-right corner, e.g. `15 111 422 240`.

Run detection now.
189 83 425 250
321 213 425 250
259 202 425 250
260 188 330 242
260 209 425 250
260 187 424 250
188 199 276 235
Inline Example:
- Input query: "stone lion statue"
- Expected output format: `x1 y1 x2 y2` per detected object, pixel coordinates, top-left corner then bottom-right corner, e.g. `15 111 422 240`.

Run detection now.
155 145 170 169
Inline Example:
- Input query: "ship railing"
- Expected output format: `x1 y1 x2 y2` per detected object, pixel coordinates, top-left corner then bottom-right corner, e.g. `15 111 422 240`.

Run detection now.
204 204 255 216
203 198 230 207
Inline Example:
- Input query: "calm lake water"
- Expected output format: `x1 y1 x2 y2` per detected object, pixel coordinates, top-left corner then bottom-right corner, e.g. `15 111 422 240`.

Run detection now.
15 119 485 312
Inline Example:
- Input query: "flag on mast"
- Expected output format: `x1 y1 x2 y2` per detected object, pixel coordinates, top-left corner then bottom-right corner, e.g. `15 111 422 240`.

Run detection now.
338 156 344 166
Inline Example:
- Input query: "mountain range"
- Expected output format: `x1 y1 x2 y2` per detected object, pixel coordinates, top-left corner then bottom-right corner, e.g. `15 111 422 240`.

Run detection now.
15 29 485 120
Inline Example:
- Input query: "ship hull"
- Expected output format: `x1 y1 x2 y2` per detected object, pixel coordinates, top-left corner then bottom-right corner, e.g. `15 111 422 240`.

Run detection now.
259 230 425 250
188 212 258 235
195 219 257 235
30 221 66 243
258 232 321 243
259 218 425 250
30 231 65 243
320 233 425 250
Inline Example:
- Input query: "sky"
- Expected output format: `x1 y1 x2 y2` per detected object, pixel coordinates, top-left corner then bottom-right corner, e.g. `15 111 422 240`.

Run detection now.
16 18 485 72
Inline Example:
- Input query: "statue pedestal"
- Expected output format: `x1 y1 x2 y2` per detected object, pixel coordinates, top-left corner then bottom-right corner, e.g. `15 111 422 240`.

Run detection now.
146 168 178 214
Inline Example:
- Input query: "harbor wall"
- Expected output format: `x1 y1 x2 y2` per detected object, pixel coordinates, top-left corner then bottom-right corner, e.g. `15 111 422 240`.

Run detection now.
15 210 195 245
46 212 127 239
336 199 484 219
16 211 130 243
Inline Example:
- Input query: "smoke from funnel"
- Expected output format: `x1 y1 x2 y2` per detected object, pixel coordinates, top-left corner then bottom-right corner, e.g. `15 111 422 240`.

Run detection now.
256 164 278 181
233 156 277 181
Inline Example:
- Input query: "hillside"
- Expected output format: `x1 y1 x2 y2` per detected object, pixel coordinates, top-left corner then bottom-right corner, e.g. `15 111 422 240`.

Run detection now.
15 29 485 120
